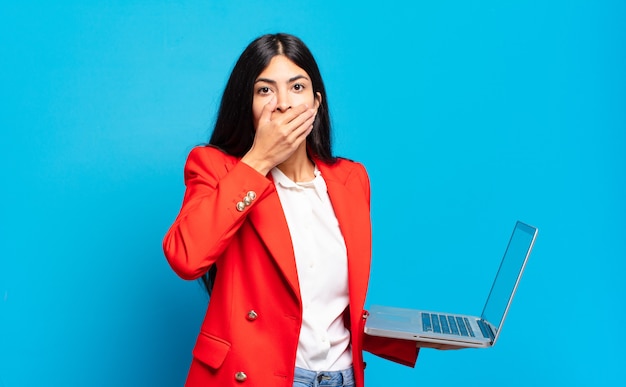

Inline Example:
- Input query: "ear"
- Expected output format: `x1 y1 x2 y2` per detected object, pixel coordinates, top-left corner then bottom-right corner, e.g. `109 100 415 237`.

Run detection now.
314 91 322 110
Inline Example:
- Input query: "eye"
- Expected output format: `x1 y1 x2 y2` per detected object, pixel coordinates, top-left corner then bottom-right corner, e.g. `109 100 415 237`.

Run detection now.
293 83 305 92
257 86 272 95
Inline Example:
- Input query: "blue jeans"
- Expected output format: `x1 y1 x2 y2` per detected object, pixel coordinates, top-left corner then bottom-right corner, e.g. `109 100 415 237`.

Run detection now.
293 366 355 387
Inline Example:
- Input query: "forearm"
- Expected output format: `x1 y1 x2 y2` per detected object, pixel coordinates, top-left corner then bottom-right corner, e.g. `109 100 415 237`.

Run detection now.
362 333 419 367
163 152 272 279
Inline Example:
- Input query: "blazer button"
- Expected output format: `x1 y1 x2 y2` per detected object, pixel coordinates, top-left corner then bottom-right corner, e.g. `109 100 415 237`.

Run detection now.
236 201 246 212
246 310 258 321
234 371 247 382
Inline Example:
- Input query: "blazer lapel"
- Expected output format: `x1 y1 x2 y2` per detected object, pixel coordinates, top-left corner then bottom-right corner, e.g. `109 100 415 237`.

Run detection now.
243 160 372 308
247 182 302 300
219 156 301 300
319 163 372 311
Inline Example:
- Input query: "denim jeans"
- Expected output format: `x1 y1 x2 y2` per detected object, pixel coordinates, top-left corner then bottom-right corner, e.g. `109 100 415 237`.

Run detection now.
293 366 355 387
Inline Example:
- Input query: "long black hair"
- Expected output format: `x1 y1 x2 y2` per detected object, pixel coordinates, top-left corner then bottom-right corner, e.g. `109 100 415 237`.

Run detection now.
200 33 336 294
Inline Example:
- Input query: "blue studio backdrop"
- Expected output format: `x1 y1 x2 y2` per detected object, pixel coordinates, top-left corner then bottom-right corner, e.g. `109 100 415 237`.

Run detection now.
1 1 624 386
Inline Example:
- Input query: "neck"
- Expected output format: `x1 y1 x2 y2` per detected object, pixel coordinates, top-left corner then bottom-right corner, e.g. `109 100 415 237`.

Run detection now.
277 145 315 182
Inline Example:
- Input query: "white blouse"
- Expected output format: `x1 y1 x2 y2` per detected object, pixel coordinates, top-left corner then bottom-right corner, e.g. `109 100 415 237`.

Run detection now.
271 166 352 371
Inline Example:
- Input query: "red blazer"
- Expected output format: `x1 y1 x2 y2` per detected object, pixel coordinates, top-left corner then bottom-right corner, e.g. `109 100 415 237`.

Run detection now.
163 146 418 387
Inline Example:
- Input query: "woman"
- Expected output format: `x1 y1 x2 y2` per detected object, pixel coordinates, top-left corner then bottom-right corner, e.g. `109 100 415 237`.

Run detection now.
163 33 419 387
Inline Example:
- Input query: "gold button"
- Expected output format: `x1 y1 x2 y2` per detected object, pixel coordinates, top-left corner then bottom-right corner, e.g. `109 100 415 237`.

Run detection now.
246 310 258 321
236 202 245 212
234 371 247 382
246 191 257 200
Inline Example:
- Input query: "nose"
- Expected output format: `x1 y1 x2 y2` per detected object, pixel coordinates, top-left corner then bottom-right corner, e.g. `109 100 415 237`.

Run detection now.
275 93 291 113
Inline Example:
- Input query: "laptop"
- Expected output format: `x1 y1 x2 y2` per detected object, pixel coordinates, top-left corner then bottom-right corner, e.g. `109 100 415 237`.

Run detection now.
364 221 538 348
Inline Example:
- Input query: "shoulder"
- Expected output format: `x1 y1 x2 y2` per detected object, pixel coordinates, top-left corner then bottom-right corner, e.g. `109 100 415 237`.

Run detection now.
320 157 369 183
187 145 237 164
317 157 370 202
186 145 237 169
184 145 238 180
319 156 371 206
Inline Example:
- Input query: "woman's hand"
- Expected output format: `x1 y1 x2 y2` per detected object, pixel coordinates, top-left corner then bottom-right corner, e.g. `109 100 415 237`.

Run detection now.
241 97 316 176
417 341 465 350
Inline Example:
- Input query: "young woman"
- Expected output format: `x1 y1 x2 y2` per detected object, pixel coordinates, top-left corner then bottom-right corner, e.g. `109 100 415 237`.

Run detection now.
163 33 419 387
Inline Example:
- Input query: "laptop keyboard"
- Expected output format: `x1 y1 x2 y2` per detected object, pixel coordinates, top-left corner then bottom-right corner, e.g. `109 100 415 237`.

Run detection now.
477 319 495 340
421 313 476 337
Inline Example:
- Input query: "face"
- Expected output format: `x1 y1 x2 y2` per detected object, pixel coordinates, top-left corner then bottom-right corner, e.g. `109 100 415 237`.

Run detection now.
252 55 321 128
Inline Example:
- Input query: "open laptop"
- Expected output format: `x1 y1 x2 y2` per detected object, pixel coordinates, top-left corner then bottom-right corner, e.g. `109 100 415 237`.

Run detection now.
364 221 538 348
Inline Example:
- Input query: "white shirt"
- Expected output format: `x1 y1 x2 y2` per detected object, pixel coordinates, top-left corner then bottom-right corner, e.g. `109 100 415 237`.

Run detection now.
271 166 352 371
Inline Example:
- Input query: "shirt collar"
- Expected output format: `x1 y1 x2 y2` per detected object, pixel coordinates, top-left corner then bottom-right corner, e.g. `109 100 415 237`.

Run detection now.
270 166 328 201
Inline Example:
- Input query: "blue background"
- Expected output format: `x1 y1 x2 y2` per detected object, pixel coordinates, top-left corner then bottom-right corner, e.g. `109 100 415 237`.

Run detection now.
1 1 624 386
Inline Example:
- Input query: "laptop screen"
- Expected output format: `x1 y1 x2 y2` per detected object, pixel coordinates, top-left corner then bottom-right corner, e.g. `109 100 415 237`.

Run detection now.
481 221 538 340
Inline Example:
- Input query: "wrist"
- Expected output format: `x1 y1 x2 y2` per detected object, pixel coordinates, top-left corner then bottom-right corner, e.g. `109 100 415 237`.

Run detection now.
240 154 274 176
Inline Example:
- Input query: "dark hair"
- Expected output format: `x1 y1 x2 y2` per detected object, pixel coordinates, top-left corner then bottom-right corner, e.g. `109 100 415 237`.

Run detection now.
200 33 336 294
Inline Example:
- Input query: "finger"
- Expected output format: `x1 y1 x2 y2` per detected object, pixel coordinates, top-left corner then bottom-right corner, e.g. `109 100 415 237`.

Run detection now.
287 112 316 145
285 108 315 134
258 97 277 127
283 108 316 134
273 103 310 125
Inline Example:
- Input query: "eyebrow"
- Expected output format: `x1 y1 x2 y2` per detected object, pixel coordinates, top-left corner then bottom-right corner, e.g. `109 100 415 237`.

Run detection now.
254 75 309 84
